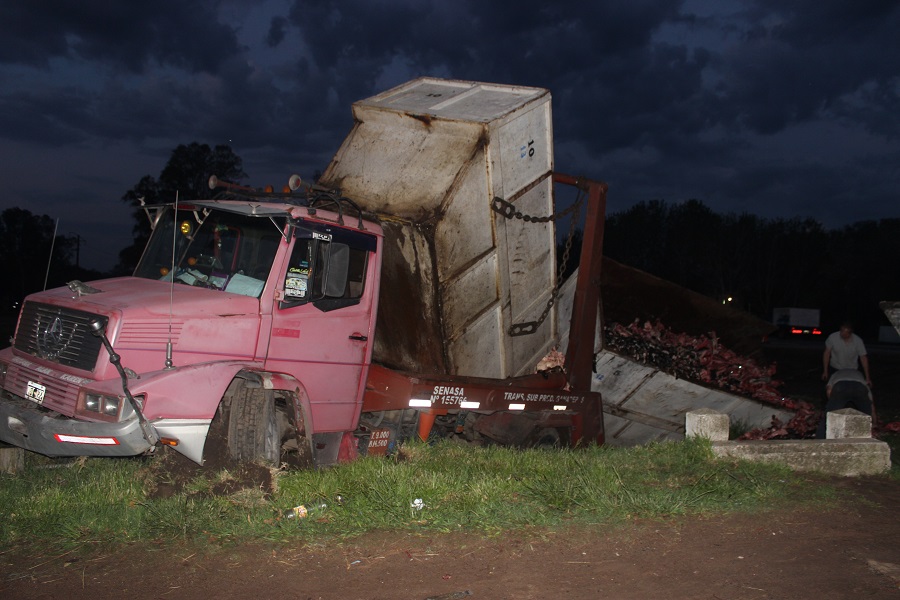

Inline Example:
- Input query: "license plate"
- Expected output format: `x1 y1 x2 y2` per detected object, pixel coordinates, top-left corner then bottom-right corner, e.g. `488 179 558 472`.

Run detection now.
26 381 46 404
367 428 392 456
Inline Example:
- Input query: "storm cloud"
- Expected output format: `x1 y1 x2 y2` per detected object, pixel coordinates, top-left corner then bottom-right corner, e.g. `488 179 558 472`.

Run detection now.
0 0 897 270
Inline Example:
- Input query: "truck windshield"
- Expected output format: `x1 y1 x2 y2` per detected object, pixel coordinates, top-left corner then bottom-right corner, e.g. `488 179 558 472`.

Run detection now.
134 207 285 298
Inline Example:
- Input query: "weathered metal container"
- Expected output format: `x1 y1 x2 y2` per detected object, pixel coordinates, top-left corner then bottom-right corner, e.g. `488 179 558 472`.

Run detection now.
320 77 558 378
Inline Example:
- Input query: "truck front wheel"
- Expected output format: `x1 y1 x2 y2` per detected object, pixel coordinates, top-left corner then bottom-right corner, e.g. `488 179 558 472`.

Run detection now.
227 386 280 464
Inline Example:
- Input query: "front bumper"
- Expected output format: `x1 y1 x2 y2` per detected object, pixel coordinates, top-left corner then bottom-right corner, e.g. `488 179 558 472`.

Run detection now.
0 393 153 458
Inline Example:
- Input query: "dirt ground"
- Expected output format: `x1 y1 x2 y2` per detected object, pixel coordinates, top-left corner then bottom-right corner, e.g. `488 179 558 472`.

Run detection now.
3 339 900 599
1 475 899 600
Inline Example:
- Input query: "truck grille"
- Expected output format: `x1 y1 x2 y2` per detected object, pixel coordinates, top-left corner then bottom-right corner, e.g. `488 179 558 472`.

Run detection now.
13 301 107 372
3 362 81 415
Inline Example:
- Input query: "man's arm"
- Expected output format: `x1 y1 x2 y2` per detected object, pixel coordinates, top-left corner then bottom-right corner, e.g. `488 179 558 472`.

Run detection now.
822 347 831 380
860 354 872 386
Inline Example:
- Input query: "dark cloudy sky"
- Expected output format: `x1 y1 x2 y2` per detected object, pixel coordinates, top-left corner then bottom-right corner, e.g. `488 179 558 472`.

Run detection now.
1 0 898 271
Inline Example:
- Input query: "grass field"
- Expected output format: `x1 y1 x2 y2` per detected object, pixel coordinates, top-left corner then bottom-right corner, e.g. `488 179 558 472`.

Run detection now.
0 438 843 552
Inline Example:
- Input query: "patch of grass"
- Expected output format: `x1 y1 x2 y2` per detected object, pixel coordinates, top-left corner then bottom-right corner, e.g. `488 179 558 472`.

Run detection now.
0 456 147 545
728 418 753 439
0 439 832 549
880 433 900 478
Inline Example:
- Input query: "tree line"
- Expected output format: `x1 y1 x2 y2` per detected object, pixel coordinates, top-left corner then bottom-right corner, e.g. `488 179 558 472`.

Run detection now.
600 199 900 339
3 142 898 342
0 209 90 312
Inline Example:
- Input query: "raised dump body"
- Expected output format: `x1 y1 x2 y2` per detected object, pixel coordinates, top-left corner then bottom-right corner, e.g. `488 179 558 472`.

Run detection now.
320 77 558 379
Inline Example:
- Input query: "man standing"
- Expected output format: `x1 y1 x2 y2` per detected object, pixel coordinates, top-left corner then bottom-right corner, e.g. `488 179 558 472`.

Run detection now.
822 322 871 387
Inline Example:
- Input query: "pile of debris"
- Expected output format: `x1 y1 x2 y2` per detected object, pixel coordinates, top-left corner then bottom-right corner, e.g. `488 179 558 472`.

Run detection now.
604 319 819 439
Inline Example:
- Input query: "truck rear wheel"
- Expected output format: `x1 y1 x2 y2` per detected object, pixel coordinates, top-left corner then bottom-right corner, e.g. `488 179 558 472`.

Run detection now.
530 427 563 448
227 386 280 464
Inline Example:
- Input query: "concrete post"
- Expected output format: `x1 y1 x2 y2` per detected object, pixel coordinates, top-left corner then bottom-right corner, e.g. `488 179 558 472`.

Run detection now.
685 408 730 441
826 408 872 439
0 446 25 474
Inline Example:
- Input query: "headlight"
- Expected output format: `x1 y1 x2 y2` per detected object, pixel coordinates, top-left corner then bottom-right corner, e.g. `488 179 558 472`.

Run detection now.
0 362 7 386
78 392 141 421
84 394 101 412
101 396 120 416
82 393 122 418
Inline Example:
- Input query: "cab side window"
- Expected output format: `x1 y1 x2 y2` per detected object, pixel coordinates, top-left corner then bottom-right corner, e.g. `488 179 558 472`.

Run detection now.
281 236 369 310
284 240 313 301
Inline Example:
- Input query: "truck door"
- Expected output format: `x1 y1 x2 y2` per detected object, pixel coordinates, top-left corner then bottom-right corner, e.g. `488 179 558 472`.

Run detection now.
265 222 378 432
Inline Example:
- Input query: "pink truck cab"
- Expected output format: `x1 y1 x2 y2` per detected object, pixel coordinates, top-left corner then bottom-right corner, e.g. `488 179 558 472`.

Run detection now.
0 172 607 468
0 193 388 466
0 77 609 468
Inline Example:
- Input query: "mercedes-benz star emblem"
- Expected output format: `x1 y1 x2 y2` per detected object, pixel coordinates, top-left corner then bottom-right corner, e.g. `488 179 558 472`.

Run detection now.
37 314 73 360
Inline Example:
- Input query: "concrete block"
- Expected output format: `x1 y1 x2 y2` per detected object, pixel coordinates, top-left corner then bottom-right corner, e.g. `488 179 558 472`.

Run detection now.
826 408 872 439
685 408 729 441
0 445 25 474
711 438 891 477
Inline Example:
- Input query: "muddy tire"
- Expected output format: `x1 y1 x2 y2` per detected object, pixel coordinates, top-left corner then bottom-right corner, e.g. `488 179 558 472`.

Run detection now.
530 427 562 448
227 386 280 464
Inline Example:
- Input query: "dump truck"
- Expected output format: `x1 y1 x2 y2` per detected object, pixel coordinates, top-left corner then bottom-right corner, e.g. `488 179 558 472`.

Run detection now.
0 78 606 467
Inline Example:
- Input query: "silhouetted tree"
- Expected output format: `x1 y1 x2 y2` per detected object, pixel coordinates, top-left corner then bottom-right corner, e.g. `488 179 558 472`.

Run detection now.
605 200 670 275
664 200 721 293
821 218 900 335
116 143 246 273
0 208 77 307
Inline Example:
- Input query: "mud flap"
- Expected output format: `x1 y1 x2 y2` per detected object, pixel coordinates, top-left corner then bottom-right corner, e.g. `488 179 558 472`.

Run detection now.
311 431 343 467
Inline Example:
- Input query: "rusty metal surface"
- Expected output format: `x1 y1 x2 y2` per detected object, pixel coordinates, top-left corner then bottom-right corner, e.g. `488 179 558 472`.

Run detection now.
556 174 607 394
362 364 583 412
362 362 601 448
371 220 446 373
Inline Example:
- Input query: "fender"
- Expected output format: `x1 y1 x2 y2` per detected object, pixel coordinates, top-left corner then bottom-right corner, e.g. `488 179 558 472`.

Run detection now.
118 361 259 420
107 361 257 464
245 369 316 438
135 364 316 465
